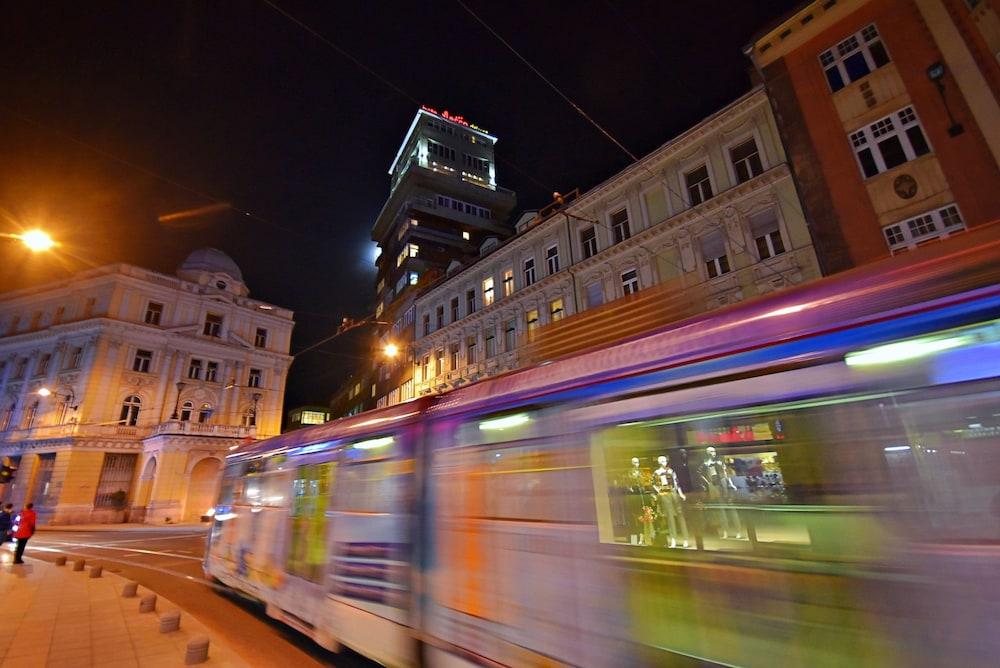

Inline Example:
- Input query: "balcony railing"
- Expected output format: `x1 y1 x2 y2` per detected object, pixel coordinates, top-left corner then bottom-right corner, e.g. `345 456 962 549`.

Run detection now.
0 420 254 444
150 421 255 438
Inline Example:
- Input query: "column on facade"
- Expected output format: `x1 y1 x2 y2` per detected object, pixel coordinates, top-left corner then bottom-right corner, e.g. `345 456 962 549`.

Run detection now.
41 341 64 426
154 349 177 423
79 337 116 426
48 447 105 524
145 445 189 524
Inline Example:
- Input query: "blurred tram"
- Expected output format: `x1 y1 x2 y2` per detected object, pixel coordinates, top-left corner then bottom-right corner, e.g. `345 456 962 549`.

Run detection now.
206 225 1000 667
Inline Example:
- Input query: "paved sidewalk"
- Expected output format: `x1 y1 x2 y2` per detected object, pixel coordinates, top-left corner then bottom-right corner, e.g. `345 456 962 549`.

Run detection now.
39 523 210 533
0 552 249 668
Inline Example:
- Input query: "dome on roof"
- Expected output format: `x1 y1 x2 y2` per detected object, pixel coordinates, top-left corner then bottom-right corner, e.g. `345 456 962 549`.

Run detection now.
177 247 243 282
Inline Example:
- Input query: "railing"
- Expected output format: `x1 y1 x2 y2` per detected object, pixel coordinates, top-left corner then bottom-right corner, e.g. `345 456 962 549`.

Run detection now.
0 420 255 444
150 421 254 438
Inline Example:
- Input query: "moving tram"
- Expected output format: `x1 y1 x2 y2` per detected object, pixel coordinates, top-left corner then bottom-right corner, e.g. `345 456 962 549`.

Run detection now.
206 226 1000 667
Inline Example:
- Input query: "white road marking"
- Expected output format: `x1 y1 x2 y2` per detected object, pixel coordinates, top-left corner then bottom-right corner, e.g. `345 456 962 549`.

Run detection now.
32 539 203 561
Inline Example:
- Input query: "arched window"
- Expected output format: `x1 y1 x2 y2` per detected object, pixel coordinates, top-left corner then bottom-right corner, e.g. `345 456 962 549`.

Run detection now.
180 401 193 422
242 408 256 428
198 403 212 423
119 395 141 427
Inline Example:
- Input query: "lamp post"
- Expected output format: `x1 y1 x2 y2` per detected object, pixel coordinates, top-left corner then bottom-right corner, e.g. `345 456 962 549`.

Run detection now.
2 229 57 252
37 386 77 424
170 381 186 420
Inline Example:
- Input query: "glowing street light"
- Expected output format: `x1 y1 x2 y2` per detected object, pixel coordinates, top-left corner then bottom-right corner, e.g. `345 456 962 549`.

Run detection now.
18 229 56 252
37 387 53 397
383 343 400 358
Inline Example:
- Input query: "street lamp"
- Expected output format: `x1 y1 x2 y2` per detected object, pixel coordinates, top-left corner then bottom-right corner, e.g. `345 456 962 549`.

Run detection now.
19 229 56 252
170 381 187 420
37 386 77 423
384 343 400 358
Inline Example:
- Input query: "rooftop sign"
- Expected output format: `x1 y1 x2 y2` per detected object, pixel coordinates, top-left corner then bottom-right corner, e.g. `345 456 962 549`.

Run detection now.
420 105 490 135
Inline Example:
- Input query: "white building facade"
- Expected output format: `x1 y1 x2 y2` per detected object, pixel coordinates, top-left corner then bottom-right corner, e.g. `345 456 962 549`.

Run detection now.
411 87 822 395
0 248 293 524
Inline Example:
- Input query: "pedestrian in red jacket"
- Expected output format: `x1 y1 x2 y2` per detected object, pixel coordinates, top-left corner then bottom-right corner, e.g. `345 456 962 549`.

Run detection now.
12 503 36 564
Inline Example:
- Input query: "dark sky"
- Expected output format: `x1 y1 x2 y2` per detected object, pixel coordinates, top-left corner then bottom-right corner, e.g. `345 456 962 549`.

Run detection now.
0 0 799 410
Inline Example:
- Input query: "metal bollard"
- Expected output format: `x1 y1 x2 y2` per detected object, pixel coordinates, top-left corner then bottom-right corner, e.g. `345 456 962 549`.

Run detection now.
138 594 157 613
122 581 139 598
185 636 209 665
159 610 181 633
72 559 86 571
54 556 67 566
89 565 103 578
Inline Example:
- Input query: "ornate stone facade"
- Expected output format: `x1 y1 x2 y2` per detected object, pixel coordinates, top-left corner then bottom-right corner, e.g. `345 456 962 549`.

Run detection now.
0 248 294 524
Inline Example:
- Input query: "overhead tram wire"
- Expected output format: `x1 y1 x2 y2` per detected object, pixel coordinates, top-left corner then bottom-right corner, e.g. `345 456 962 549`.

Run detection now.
0 103 305 239
453 0 806 288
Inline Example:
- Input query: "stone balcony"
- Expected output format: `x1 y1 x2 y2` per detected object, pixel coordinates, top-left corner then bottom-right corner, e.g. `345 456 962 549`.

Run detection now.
0 420 255 446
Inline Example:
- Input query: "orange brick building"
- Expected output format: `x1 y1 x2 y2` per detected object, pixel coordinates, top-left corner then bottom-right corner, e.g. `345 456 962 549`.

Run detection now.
747 0 1000 273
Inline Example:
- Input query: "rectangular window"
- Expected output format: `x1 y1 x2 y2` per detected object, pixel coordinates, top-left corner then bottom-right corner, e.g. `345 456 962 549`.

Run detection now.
482 277 495 307
436 194 491 219
685 164 713 206
466 288 476 314
37 354 51 376
248 368 262 388
750 210 786 260
463 154 489 172
611 209 631 244
882 204 967 253
145 302 163 326
523 258 536 286
546 245 560 275
435 305 444 329
94 453 138 509
504 319 516 352
450 344 460 370
435 348 444 377
450 297 460 322
203 313 223 337
13 358 27 379
422 313 430 336
701 233 731 278
849 106 931 178
67 347 83 370
254 327 268 348
485 330 497 358
133 349 152 373
586 281 604 309
819 23 891 92
550 298 565 322
427 139 456 161
526 309 540 341
421 355 430 382
580 226 598 259
188 358 203 380
502 269 514 297
622 269 640 296
466 336 478 364
206 361 219 383
730 138 764 183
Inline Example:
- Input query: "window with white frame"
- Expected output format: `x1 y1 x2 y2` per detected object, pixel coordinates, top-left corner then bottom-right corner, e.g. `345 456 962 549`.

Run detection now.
449 344 460 370
549 297 565 322
523 257 536 286
701 232 730 278
119 395 141 427
730 138 764 184
580 226 598 259
248 368 262 388
132 349 152 373
881 204 966 253
254 327 268 348
819 23 890 93
435 348 444 377
611 209 631 244
485 330 497 358
502 269 514 297
685 164 713 206
463 154 489 172
466 336 478 364
849 106 930 178
621 269 640 296
427 139 455 161
180 401 194 421
145 301 163 325
545 245 560 275
750 209 786 260
421 355 430 381
586 281 604 309
483 277 495 307
203 313 223 337
188 358 203 380
206 361 219 383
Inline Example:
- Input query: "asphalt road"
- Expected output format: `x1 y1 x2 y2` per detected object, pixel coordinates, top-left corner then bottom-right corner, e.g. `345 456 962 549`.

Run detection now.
24 525 376 668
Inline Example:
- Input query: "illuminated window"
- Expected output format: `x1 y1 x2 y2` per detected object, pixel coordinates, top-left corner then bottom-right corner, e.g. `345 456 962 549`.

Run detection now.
611 209 631 244
550 298 565 322
701 233 730 278
820 23 890 92
750 210 786 260
421 355 430 381
483 277 495 306
526 309 539 341
580 226 598 259
203 313 223 337
300 410 327 425
188 358 203 380
730 138 764 184
408 272 419 285
132 350 152 373
450 343 460 370
198 403 213 423
435 348 444 377
523 257 536 286
685 164 713 206
462 231 471 240
180 401 193 421
882 204 966 253
145 302 163 326
546 245 560 275
408 243 419 257
622 269 640 296
849 106 930 178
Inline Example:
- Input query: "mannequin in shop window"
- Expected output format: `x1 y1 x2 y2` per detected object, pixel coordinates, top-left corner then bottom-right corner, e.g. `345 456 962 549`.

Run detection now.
697 446 742 539
654 455 689 548
626 457 654 545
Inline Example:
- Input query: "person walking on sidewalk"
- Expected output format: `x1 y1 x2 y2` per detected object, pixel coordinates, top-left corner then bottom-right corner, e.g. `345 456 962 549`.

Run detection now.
0 503 12 543
12 502 36 564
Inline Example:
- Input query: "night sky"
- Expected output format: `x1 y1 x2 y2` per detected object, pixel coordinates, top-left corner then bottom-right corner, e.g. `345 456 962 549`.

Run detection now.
0 0 800 410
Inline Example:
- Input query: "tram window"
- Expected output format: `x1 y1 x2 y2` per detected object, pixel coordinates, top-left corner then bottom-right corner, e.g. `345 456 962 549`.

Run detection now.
288 462 335 582
243 470 289 507
218 463 246 505
334 459 410 513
